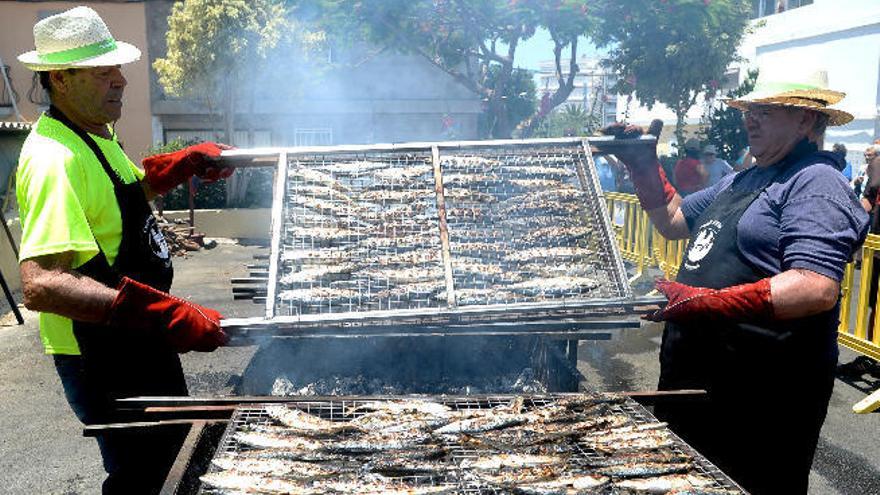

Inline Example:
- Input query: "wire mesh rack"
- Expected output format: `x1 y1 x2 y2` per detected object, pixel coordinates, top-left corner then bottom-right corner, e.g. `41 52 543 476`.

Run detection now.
199 395 745 494
222 137 647 332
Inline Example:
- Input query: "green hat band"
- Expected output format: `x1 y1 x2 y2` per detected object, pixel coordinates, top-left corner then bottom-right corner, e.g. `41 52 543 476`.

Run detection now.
38 38 117 64
753 81 821 94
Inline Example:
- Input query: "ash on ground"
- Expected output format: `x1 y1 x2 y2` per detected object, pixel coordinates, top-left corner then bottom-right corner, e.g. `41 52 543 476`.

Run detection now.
270 367 547 396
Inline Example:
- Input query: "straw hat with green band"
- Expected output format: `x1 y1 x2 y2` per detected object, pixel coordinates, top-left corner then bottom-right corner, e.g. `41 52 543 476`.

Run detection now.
18 6 141 72
724 69 853 126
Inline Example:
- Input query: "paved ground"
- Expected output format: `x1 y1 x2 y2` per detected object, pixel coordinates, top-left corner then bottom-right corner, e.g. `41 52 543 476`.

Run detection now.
0 241 878 494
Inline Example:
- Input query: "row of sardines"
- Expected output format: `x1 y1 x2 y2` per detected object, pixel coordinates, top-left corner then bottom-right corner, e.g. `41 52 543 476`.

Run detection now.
200 394 742 494
276 153 615 310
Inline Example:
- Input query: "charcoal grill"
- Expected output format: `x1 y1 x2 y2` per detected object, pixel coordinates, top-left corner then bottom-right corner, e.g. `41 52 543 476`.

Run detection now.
157 395 745 494
221 136 663 339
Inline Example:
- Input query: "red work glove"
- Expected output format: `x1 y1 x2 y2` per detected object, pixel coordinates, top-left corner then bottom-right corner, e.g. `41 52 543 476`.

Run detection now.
107 276 228 353
600 120 676 210
142 142 235 195
646 278 774 323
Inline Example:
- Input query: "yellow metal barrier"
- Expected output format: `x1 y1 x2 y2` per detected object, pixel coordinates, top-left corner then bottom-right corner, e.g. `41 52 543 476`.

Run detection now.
606 193 880 367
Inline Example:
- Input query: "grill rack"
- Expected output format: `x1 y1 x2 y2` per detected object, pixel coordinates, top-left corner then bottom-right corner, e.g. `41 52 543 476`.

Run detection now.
222 137 656 335
200 394 745 494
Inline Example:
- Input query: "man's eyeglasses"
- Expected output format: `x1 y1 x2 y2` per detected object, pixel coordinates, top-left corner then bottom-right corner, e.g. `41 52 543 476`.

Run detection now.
740 105 777 123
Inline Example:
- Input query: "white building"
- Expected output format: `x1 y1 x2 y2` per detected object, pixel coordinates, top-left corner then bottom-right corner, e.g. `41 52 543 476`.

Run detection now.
736 0 880 159
535 56 618 127
619 0 880 155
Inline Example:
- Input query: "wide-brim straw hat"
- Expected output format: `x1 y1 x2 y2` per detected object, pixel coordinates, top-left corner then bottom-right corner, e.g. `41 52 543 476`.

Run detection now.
18 6 140 71
725 69 853 126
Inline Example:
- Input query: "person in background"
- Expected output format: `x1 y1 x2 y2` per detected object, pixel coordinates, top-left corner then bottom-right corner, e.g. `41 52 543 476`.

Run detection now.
594 155 619 193
673 138 706 195
832 143 852 181
860 145 880 212
700 144 733 187
604 68 867 494
15 7 232 493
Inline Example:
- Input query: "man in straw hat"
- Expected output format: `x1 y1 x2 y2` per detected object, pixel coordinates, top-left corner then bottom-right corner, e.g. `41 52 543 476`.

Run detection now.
603 68 867 493
16 6 233 493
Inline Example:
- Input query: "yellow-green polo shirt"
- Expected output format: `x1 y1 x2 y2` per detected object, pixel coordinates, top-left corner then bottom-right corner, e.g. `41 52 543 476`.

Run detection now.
16 114 144 355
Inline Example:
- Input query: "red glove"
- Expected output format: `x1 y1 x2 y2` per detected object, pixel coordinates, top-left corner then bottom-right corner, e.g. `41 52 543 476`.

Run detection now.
107 276 228 353
646 278 774 323
600 120 676 210
142 142 235 195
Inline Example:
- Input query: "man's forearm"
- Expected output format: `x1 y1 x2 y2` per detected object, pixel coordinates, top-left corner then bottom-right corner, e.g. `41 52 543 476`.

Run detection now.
20 257 117 323
770 268 840 320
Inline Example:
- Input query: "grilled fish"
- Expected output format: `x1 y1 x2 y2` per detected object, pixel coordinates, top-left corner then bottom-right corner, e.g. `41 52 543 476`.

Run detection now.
442 188 497 203
210 455 351 478
503 165 571 177
512 474 611 494
376 282 445 300
287 227 362 241
460 453 566 471
442 156 501 169
374 248 441 266
613 474 716 493
265 405 358 434
330 431 434 454
364 458 455 475
666 489 742 495
476 464 564 485
282 248 352 264
509 178 566 190
320 160 390 175
280 264 357 284
435 288 516 305
288 184 353 202
277 287 359 304
199 471 320 494
584 450 691 468
504 247 593 262
522 226 593 244
289 196 358 216
359 189 434 203
290 167 350 192
434 413 527 434
372 164 433 181
442 173 500 185
355 267 444 284
232 429 324 451
507 276 599 296
597 461 693 479
348 400 452 416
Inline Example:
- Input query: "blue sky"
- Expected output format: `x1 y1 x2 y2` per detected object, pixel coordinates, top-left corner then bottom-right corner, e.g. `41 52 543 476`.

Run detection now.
512 29 602 71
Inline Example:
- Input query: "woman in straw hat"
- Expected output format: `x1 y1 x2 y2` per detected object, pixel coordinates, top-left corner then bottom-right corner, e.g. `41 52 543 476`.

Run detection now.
605 69 868 494
16 7 232 493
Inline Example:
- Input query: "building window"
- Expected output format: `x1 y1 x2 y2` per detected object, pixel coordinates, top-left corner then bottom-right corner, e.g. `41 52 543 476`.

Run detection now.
752 0 813 18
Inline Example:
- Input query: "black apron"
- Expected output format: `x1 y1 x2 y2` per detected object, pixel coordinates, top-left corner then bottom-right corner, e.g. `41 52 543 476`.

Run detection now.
654 157 838 495
47 108 187 494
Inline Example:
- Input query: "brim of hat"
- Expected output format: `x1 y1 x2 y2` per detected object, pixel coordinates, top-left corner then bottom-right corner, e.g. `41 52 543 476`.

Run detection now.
18 41 141 71
724 97 854 127
734 87 846 106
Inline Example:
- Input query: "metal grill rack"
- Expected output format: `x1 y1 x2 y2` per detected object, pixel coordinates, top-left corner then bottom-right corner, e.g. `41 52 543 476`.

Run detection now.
222 136 657 335
200 395 745 494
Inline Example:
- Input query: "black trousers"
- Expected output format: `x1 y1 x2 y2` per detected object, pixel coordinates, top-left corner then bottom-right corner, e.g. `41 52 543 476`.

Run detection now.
54 354 188 494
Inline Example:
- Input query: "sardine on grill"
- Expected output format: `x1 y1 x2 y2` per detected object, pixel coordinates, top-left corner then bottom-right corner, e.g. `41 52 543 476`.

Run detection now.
359 189 435 203
372 164 433 182
376 282 445 300
278 287 359 304
597 461 693 479
442 188 497 203
329 431 435 454
512 473 611 494
503 165 571 178
232 429 325 451
281 263 358 284
613 474 716 493
287 184 353 202
355 266 444 284
211 454 353 478
442 173 500 186
504 247 594 262
289 196 359 217
282 247 353 264
521 226 593 244
265 405 359 434
319 160 390 175
460 453 566 471
289 167 350 192
508 178 565 190
584 450 692 468
506 276 599 296
348 399 452 417
434 412 527 434
199 471 321 495
287 226 363 242
442 155 501 169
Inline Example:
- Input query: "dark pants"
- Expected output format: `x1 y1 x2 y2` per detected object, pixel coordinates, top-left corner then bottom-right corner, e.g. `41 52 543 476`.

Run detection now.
656 327 836 495
54 354 188 494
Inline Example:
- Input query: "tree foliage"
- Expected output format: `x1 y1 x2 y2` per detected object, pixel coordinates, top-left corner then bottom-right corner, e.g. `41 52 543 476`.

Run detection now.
478 66 537 138
699 68 758 163
532 103 602 138
593 0 751 150
299 0 595 138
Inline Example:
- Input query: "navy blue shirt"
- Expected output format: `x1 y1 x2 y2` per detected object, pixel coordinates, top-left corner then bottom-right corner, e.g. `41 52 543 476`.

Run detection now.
681 140 869 283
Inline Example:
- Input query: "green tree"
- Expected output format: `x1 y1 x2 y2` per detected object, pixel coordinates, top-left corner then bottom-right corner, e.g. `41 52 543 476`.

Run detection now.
300 0 595 138
154 0 323 205
699 69 758 163
533 103 602 138
479 66 537 138
593 0 751 152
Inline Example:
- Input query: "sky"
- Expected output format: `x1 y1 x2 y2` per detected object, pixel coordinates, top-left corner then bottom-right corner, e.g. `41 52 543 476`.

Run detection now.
511 29 603 71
